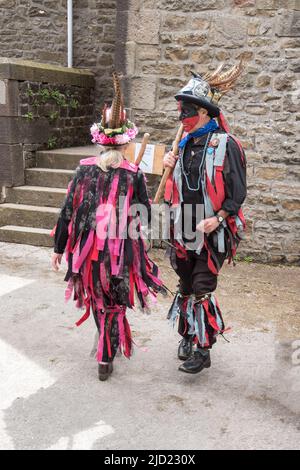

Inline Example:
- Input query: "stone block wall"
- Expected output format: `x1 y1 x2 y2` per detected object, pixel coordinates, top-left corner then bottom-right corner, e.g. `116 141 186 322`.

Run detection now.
0 1 67 64
73 0 117 109
116 0 300 264
0 59 95 186
0 0 299 263
0 0 117 107
18 80 94 166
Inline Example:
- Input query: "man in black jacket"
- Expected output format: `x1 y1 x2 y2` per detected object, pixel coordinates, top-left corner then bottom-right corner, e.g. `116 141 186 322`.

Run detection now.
164 64 247 374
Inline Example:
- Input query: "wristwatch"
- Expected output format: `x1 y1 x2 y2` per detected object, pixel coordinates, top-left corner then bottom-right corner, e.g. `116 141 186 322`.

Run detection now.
216 214 224 225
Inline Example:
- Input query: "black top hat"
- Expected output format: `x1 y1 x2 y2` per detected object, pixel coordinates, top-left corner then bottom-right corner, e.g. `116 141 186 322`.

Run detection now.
175 63 245 118
175 74 220 118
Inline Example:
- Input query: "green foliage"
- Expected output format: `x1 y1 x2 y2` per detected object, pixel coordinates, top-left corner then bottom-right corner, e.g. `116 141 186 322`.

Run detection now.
69 98 79 109
23 112 34 120
47 136 58 149
25 87 34 98
50 90 67 107
29 87 74 107
38 88 51 103
49 111 59 122
233 254 253 263
127 120 135 129
25 86 80 134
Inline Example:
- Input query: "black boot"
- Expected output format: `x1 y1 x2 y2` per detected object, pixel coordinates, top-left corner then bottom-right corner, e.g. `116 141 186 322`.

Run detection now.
98 362 113 381
178 337 193 361
178 349 211 374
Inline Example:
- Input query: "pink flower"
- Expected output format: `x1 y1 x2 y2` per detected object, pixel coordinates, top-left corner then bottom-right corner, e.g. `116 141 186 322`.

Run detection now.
90 122 138 146
93 133 113 145
99 134 115 145
115 134 130 145
127 127 138 139
90 123 99 134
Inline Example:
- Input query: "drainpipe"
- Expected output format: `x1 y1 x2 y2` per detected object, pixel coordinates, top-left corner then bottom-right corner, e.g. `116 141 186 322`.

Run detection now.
67 0 73 68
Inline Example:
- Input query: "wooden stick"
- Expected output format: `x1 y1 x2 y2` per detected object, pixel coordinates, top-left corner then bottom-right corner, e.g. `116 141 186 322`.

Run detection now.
135 132 150 166
153 124 184 204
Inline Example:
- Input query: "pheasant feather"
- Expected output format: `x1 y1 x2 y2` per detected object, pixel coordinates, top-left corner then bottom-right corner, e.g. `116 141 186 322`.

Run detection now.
208 61 244 91
109 72 122 129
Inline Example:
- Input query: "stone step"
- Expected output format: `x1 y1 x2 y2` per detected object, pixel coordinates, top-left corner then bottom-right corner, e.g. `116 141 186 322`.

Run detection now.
0 203 59 230
36 145 96 170
0 225 53 247
25 168 74 188
6 186 66 207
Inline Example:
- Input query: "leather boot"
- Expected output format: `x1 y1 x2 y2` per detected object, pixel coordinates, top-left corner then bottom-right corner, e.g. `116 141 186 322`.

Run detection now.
178 337 193 361
98 362 113 381
178 349 211 374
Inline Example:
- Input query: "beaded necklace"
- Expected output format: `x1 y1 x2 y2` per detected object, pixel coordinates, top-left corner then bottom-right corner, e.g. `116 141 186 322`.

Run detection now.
180 132 211 192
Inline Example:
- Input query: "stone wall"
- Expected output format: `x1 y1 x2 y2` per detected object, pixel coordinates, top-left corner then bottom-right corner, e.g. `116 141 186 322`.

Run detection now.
116 0 300 264
19 77 94 166
0 59 94 186
73 0 117 108
0 0 299 263
0 1 67 64
0 0 117 107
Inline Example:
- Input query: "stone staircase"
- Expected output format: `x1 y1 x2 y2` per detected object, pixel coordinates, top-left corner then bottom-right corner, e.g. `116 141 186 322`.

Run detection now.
0 146 97 247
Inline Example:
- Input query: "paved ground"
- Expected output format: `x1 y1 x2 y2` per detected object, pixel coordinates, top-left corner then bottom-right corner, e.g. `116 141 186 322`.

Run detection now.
0 242 299 450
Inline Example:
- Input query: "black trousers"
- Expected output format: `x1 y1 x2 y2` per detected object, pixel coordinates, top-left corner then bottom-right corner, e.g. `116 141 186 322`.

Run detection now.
173 248 226 295
172 248 227 340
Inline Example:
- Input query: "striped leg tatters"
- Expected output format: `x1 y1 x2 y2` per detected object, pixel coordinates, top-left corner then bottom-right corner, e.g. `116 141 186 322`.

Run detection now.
167 292 225 348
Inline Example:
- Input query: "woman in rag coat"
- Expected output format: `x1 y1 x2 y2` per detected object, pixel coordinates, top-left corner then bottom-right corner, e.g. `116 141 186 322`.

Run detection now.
51 73 166 381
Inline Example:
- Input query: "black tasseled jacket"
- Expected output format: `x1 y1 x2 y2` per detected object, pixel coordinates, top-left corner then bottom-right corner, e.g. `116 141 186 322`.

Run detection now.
181 132 247 216
54 164 151 254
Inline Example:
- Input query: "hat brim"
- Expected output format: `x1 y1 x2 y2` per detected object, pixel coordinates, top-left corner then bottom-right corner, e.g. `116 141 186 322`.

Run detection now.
96 142 130 147
175 93 220 118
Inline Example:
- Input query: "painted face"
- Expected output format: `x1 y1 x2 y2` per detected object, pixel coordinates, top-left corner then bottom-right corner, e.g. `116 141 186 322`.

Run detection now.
178 101 200 132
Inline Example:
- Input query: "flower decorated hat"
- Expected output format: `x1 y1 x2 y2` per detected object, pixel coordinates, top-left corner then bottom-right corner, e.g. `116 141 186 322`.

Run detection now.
91 72 138 146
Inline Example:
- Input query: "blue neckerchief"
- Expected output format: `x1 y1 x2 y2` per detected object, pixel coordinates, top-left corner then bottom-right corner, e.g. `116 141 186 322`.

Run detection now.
178 119 219 149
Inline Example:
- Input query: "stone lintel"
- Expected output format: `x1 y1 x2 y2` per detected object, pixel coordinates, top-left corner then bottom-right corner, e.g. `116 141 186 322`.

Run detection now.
0 58 95 88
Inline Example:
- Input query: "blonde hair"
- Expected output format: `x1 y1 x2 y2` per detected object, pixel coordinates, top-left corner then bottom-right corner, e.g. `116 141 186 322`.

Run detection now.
97 145 124 172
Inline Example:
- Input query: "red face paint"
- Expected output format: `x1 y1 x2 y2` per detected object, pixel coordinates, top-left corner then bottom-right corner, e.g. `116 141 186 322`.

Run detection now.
178 101 200 132
182 115 200 132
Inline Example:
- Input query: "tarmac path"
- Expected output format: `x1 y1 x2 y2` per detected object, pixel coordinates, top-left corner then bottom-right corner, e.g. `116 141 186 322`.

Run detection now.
0 242 299 450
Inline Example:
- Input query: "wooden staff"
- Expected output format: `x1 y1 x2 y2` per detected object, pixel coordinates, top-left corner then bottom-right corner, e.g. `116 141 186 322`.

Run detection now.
153 124 184 204
134 132 150 166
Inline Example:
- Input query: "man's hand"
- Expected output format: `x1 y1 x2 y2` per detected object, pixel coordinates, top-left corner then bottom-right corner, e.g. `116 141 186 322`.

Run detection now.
196 217 219 234
163 151 178 169
51 253 63 271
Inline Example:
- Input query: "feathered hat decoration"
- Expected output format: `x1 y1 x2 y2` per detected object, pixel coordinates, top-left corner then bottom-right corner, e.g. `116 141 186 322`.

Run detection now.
175 60 245 118
90 72 138 146
202 60 244 103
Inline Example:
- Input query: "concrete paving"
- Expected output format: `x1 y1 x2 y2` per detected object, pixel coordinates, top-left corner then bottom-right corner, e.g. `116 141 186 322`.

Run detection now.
0 242 299 450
